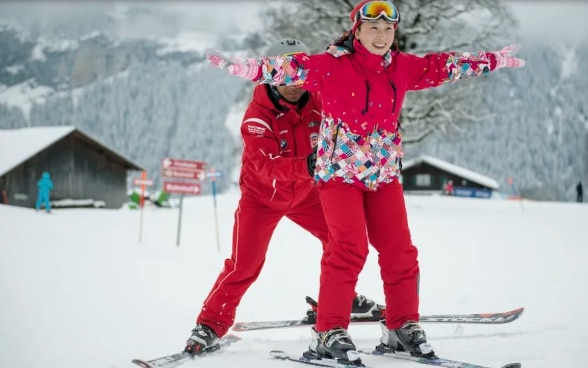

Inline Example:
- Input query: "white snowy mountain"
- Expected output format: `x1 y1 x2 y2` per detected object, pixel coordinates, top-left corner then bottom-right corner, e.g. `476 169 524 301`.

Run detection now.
0 2 267 192
0 1 587 201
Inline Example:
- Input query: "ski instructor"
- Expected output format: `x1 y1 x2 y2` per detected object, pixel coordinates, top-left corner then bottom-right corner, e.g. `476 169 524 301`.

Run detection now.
184 38 378 355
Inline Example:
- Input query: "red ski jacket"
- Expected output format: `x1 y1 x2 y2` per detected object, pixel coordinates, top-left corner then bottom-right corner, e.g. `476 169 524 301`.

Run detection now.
238 84 323 208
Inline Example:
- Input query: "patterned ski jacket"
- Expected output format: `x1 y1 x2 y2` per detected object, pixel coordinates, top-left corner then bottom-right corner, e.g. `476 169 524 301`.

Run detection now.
253 39 496 190
239 84 322 208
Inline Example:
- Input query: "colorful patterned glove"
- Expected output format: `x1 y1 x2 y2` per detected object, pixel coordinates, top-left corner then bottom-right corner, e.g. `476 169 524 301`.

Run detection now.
207 51 259 80
489 45 526 70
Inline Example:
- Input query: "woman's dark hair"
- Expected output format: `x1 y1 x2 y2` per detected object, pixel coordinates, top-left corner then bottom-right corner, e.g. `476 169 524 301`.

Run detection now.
328 25 399 53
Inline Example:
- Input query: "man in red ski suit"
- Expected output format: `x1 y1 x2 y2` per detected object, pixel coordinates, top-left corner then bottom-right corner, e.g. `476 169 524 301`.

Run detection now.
184 39 377 355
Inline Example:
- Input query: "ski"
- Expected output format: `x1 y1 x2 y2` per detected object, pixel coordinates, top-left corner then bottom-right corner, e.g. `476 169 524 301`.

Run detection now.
359 348 521 368
234 302 524 332
131 334 241 368
270 350 366 368
270 349 521 368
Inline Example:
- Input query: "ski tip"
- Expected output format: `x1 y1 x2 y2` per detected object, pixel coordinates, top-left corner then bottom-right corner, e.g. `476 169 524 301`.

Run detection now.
501 364 521 368
224 333 242 342
305 296 318 307
131 359 154 368
232 323 246 331
269 350 289 359
511 307 524 315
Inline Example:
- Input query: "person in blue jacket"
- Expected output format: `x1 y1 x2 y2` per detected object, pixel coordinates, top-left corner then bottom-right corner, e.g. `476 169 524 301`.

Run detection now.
35 171 54 213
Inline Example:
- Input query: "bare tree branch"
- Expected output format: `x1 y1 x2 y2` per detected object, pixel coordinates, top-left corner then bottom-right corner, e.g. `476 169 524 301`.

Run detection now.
256 0 520 143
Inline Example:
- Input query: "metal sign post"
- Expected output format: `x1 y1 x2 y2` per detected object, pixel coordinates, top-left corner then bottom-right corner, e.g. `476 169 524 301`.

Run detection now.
163 180 201 247
207 169 224 251
134 173 153 243
176 194 184 247
161 157 206 247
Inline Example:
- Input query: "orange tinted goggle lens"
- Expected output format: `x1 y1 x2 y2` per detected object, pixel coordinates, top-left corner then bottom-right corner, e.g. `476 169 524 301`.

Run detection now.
282 51 305 57
359 1 399 23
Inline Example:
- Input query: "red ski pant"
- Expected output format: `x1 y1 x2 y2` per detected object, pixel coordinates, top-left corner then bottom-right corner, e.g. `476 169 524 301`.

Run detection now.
315 180 420 331
197 192 329 337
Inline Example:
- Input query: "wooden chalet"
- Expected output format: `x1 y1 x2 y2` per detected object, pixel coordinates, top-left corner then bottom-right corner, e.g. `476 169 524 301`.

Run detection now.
400 155 499 198
0 126 143 209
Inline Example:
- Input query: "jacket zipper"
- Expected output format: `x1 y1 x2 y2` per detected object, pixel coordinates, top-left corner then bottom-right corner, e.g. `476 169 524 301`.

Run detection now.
362 81 370 115
389 80 397 114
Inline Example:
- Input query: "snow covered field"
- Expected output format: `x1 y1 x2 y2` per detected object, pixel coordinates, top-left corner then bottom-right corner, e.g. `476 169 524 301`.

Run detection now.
1 192 586 368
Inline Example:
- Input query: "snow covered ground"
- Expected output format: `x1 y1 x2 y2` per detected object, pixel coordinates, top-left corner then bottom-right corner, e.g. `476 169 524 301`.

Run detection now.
1 192 587 368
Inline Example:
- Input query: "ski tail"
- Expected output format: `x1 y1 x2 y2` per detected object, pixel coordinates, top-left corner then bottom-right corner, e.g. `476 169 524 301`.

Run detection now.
359 348 522 368
132 334 241 368
420 307 524 324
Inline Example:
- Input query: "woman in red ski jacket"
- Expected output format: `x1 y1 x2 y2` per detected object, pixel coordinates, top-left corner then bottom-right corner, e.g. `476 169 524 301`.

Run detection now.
206 0 525 363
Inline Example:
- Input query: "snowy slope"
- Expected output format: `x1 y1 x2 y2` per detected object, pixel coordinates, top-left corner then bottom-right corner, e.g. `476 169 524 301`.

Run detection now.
1 193 587 368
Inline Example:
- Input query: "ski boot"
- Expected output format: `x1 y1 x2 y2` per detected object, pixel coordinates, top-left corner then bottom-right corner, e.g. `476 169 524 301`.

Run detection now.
304 327 364 366
376 320 436 358
184 324 220 355
350 294 381 318
304 295 383 322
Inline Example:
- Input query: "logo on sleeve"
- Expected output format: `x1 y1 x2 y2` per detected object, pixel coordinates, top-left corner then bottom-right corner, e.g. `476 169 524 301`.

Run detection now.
280 139 288 149
247 125 266 136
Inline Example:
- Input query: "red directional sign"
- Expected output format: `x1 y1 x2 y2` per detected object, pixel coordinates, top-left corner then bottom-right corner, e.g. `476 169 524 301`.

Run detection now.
161 168 204 180
163 181 201 195
162 158 206 172
134 178 153 186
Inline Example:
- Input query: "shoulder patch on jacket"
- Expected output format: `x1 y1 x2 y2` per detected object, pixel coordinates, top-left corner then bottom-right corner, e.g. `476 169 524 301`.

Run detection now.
243 117 272 136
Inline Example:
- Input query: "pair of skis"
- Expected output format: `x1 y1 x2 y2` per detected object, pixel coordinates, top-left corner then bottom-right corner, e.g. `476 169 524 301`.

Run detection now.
132 301 524 368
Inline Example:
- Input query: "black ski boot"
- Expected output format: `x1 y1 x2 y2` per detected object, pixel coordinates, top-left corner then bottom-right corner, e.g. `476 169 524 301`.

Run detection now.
184 324 220 355
351 294 379 318
376 320 436 358
304 327 364 366
304 295 383 322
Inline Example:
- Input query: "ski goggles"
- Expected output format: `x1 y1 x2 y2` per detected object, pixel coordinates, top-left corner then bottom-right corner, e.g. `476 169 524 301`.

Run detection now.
356 1 400 24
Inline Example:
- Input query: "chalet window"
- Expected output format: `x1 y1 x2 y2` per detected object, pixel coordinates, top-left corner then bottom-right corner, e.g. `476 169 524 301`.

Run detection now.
415 174 431 187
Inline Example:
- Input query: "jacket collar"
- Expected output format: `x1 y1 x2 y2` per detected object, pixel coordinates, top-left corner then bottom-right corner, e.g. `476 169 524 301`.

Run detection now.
352 39 393 68
262 84 309 113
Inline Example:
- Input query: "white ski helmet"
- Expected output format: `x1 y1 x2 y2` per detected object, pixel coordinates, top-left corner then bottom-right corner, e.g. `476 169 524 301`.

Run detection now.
265 38 310 57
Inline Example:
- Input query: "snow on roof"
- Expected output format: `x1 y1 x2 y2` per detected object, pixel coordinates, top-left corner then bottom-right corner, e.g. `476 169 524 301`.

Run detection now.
0 126 144 176
0 126 76 176
402 154 500 190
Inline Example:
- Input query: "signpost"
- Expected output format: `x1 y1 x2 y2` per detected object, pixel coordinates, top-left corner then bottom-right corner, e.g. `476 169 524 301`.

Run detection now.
134 171 153 243
163 181 201 195
507 176 525 213
161 169 203 180
159 158 225 250
161 158 206 171
207 168 224 251
161 158 206 247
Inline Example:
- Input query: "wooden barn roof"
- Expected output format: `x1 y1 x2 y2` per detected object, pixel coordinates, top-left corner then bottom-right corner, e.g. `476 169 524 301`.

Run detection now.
0 126 144 176
402 154 500 190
